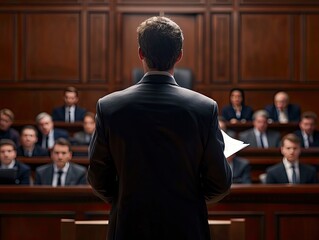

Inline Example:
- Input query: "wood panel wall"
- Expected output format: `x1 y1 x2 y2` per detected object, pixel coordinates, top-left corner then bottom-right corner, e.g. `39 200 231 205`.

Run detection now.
1 0 319 121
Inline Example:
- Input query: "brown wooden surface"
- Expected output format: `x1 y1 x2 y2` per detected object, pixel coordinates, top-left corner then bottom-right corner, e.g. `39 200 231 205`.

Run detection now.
1 1 319 121
1 185 319 240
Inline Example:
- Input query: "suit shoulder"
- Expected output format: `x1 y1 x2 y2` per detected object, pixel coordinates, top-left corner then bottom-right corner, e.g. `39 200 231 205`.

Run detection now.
266 162 283 173
70 162 87 173
16 160 31 170
36 164 52 173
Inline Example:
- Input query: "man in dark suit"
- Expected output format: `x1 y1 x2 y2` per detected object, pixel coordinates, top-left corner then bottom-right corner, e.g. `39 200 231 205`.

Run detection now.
0 108 20 147
227 154 251 183
71 112 95 146
88 16 232 240
34 138 87 186
17 125 49 157
36 112 69 150
0 139 31 185
294 111 319 148
239 110 281 148
265 91 301 123
266 133 317 184
52 86 87 122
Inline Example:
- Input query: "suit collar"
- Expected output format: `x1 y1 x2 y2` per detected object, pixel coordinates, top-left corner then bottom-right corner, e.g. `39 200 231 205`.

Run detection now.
138 74 178 86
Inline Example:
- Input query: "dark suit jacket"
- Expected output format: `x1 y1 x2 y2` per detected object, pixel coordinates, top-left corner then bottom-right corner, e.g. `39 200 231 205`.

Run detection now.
231 156 251 183
266 162 317 184
34 162 87 185
0 128 20 147
17 145 49 157
294 130 319 148
0 160 31 185
265 104 301 122
72 131 91 145
37 128 69 147
222 104 253 122
88 74 232 240
239 128 281 147
52 105 86 122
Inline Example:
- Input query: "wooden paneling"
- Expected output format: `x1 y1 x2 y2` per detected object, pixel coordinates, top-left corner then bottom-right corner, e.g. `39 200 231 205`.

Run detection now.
25 13 80 82
88 12 109 82
0 1 319 122
0 13 15 81
211 14 231 84
305 15 319 82
240 14 291 82
1 186 319 240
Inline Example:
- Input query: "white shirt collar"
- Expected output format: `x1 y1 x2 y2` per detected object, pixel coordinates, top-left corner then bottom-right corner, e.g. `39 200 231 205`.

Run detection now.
144 71 174 78
1 159 16 169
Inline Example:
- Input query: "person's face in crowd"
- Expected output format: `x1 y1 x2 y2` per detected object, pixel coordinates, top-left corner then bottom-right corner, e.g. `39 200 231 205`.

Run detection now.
0 113 13 131
274 92 288 111
21 129 38 148
230 90 243 107
253 115 268 133
83 116 96 135
299 118 316 135
51 144 72 169
38 116 53 135
0 144 16 166
64 91 78 107
281 139 301 163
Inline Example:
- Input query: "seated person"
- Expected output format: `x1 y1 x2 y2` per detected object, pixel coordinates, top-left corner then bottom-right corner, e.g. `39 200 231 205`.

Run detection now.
36 112 69 150
265 91 301 123
239 110 281 148
227 154 251 184
34 138 87 186
294 111 319 148
0 108 20 147
222 88 253 123
72 112 95 145
52 86 87 122
0 139 31 185
266 133 317 184
17 125 49 157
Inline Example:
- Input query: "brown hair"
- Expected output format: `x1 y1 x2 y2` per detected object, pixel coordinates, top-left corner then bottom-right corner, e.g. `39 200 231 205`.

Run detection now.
0 108 14 121
0 139 17 150
301 111 317 122
52 138 72 152
281 133 301 147
64 86 79 97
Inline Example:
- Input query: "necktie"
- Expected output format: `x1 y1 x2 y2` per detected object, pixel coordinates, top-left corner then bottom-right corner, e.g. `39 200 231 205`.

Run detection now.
68 109 72 123
259 134 264 148
45 135 49 149
308 135 313 147
291 165 297 184
57 170 63 186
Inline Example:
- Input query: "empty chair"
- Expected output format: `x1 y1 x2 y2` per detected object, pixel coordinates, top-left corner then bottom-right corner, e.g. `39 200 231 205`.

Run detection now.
131 67 193 89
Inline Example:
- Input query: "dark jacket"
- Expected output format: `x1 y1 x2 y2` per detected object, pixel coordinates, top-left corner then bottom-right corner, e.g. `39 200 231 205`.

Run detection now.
265 104 301 122
88 74 232 240
52 105 86 122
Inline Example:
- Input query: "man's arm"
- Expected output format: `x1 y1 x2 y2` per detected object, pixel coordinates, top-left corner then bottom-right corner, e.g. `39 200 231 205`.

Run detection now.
201 106 232 203
87 100 118 203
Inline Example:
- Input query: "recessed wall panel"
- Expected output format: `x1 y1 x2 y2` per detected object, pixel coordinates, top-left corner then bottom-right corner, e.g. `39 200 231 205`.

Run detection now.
240 14 291 82
25 13 80 81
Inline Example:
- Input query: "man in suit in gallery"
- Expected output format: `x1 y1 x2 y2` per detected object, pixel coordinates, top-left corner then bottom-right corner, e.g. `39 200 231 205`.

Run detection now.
266 133 317 184
71 112 95 146
34 138 87 186
294 111 319 148
0 108 20 147
88 16 232 240
17 125 49 157
52 86 87 122
36 112 69 150
265 91 301 123
0 139 31 185
227 154 251 184
239 109 281 148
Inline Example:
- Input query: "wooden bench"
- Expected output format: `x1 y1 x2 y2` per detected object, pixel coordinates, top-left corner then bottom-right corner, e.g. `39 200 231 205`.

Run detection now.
61 218 245 240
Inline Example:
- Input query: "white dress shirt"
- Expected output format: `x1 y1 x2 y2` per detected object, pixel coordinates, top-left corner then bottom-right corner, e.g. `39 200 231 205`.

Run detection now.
283 158 300 184
52 162 70 187
65 106 75 122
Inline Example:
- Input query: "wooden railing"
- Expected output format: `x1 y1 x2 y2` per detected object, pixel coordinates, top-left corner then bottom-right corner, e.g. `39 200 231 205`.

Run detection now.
1 185 319 240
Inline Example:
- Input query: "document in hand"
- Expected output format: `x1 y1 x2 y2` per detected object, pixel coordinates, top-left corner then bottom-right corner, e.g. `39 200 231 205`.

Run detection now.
221 130 249 158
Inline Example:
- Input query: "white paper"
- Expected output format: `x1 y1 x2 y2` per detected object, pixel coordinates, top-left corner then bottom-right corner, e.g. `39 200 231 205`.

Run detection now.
221 130 249 158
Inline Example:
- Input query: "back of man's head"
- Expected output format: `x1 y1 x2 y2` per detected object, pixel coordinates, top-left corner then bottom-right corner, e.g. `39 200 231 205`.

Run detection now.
137 16 184 71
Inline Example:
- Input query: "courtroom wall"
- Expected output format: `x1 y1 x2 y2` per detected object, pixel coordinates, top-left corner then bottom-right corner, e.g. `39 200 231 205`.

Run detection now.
1 0 319 120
